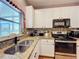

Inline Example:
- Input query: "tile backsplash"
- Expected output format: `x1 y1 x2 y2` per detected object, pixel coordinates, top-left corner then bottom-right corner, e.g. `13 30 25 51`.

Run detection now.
0 34 23 49
0 38 15 49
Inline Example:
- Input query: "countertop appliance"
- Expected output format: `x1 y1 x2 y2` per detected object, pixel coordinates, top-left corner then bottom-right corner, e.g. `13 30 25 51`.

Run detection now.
29 30 44 36
53 18 70 28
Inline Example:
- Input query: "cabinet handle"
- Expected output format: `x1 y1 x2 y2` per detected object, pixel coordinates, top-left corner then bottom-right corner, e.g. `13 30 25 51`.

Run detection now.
34 52 37 57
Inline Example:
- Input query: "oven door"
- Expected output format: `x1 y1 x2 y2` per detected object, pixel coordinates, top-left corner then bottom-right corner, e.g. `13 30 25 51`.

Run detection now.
55 42 76 54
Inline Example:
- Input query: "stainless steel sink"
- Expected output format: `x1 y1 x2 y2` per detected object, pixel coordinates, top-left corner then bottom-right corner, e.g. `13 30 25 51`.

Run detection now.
17 40 34 53
4 40 34 55
4 45 17 55
18 40 33 46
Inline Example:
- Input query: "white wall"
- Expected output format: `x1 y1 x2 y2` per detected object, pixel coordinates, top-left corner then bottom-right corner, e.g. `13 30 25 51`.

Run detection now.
34 6 79 28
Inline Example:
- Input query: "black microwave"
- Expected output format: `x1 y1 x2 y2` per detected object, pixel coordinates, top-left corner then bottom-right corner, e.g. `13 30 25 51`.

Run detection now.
53 18 70 28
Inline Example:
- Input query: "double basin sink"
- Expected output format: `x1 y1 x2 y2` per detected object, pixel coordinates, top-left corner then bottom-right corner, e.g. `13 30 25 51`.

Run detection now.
4 40 34 55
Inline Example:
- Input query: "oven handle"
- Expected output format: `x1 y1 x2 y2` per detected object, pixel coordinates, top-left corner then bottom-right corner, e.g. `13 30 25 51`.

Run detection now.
55 40 76 43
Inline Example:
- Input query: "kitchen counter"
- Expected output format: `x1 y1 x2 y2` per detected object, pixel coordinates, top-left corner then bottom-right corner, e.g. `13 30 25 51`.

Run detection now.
19 36 79 59
0 37 39 59
18 36 54 59
0 36 54 59
1 36 79 59
15 37 39 59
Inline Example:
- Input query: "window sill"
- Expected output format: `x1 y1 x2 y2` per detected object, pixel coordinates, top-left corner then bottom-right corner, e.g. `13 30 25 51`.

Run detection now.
0 34 23 42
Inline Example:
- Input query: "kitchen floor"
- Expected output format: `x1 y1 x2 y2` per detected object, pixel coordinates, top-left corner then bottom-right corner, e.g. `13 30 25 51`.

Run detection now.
39 56 54 59
39 55 76 59
55 55 76 59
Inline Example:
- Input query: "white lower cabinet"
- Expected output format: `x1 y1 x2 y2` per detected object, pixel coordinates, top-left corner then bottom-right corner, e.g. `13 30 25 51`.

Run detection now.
40 39 55 57
77 45 79 59
29 50 36 59
29 39 55 59
40 44 54 57
29 41 39 59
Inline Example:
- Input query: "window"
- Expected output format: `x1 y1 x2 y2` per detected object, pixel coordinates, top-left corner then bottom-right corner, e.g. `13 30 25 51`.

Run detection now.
0 20 10 36
0 1 22 37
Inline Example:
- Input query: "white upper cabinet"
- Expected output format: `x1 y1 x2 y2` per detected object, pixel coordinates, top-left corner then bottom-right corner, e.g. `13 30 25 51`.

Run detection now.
59 6 79 28
53 6 79 28
34 6 79 28
25 6 35 28
52 8 61 19
34 9 55 28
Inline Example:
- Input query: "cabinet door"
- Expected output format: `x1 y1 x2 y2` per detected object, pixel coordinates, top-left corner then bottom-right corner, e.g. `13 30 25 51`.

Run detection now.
77 46 79 59
34 10 54 28
29 50 36 59
40 39 54 45
40 44 54 57
60 6 79 28
29 46 38 59
29 41 39 59
35 41 39 59
40 39 54 57
25 6 34 28
53 8 61 19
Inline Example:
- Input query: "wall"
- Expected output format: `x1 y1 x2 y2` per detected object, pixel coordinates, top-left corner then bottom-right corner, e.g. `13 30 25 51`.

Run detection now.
34 6 79 28
12 0 26 14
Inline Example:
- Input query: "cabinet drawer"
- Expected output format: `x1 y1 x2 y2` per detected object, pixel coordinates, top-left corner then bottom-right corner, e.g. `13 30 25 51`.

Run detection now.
40 40 48 44
46 40 54 45
40 39 54 45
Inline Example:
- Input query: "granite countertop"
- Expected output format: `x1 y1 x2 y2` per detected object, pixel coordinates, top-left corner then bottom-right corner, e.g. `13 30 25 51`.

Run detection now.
16 37 39 59
18 36 54 59
18 36 79 59
0 36 54 59
1 36 79 59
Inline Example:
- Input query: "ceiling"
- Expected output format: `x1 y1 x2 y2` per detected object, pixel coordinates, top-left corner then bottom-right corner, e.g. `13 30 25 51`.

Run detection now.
25 0 79 9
